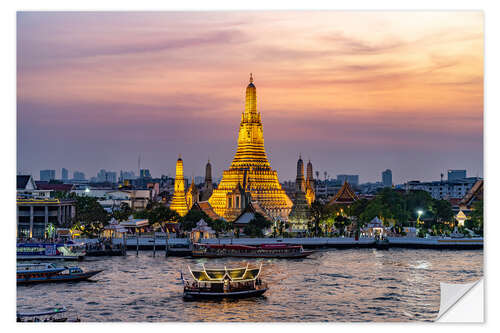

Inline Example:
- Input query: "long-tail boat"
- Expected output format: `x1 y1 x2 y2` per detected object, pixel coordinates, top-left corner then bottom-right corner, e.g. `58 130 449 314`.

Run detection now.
182 263 268 300
192 243 313 258
17 263 102 285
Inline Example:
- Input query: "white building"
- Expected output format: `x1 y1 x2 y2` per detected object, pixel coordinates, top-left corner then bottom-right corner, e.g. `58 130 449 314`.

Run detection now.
404 178 480 200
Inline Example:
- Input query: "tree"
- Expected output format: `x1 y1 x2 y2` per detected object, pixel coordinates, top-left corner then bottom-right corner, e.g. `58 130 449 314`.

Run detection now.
430 200 454 225
208 219 231 237
466 200 483 236
113 202 133 222
72 196 110 237
243 213 271 237
333 215 350 236
135 202 181 231
180 209 211 232
310 201 333 236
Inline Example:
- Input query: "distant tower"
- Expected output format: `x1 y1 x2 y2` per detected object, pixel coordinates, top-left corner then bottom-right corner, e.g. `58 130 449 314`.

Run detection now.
296 155 306 192
200 159 214 201
170 155 188 216
288 155 311 232
382 169 392 187
305 160 316 205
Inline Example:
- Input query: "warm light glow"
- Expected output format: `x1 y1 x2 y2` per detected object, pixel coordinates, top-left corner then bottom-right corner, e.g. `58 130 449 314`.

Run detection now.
209 75 293 221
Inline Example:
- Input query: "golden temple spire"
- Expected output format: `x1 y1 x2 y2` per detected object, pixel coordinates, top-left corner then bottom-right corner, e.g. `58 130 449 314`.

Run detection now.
170 156 188 216
249 72 253 83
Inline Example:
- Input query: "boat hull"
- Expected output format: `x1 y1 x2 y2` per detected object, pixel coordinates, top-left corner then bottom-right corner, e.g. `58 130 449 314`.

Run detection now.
17 270 103 285
183 288 268 300
192 251 313 259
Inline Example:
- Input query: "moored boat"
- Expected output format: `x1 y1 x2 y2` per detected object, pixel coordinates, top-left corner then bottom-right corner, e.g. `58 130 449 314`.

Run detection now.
16 307 81 322
192 243 313 258
17 242 86 261
182 263 268 300
17 263 103 285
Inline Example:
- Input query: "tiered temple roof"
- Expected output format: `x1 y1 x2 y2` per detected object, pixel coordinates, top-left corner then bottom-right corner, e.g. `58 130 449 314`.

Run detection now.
328 181 359 205
208 74 292 221
170 156 189 216
459 179 483 209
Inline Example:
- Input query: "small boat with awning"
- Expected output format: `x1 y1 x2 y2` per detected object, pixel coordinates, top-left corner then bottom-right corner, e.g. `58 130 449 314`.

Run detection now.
192 243 313 258
182 263 268 300
17 263 103 285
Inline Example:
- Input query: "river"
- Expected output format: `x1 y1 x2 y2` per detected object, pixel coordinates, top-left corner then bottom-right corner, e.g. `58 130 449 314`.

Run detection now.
16 248 483 322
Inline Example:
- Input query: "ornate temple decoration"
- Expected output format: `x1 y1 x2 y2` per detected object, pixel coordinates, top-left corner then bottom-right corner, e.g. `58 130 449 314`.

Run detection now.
208 74 293 221
305 160 316 205
328 181 359 205
186 177 199 210
288 156 311 231
170 155 189 216
199 159 214 201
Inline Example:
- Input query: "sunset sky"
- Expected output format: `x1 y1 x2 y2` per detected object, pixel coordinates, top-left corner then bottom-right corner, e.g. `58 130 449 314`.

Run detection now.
17 11 483 183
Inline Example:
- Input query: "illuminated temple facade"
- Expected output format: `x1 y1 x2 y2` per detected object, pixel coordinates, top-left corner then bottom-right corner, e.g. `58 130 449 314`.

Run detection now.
208 74 293 221
170 156 189 216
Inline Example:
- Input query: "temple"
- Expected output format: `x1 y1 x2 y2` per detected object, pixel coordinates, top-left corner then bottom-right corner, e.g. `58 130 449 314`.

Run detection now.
170 155 189 216
328 181 359 205
208 74 293 221
199 160 214 201
288 156 311 231
305 160 316 205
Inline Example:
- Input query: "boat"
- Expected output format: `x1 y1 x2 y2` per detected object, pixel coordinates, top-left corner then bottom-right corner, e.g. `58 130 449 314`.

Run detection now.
16 307 81 322
17 242 86 261
192 243 314 258
182 263 268 300
17 263 103 285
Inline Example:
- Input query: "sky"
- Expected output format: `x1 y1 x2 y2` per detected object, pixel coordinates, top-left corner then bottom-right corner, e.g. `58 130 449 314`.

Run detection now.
17 11 483 184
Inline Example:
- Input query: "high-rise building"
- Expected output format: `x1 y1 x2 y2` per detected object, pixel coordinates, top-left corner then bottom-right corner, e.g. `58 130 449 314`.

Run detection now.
382 169 392 187
119 170 136 182
337 174 359 186
169 156 188 216
448 169 466 181
40 169 55 181
105 171 117 183
140 169 152 179
73 171 86 181
97 169 107 182
208 74 293 221
61 168 69 181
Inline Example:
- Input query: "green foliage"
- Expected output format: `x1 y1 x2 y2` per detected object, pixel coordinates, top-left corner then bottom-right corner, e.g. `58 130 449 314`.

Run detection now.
333 215 351 236
72 196 110 237
180 209 210 231
113 202 133 222
243 213 271 237
466 200 483 236
309 201 334 236
208 219 232 236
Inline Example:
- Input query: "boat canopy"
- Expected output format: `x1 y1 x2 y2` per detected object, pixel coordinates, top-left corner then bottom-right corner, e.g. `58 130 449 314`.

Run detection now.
17 308 67 318
188 263 262 283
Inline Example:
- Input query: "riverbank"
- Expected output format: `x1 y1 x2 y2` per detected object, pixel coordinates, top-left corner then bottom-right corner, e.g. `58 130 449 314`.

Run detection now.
91 236 483 251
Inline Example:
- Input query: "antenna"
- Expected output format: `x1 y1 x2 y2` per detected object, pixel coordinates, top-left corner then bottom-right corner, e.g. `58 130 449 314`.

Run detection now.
138 154 141 178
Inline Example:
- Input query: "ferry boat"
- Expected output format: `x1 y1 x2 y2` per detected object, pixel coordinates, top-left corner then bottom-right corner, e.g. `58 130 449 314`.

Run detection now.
17 263 103 285
182 263 268 300
17 242 86 261
192 243 313 258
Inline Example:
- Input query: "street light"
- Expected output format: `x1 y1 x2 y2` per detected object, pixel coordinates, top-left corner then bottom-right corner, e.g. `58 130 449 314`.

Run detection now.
417 210 423 225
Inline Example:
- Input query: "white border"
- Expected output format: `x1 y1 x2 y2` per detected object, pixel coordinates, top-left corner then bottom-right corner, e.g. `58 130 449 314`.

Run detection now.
2 0 497 332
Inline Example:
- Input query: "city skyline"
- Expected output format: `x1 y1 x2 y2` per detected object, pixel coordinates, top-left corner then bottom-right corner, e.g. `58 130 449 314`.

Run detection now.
17 12 483 183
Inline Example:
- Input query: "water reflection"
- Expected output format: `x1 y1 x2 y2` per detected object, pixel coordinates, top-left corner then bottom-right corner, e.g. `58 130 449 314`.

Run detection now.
17 248 483 322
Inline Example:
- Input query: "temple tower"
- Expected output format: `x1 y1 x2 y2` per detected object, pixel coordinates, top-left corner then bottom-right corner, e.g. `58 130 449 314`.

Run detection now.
289 156 311 232
305 160 316 205
208 74 293 221
186 176 199 210
200 159 214 201
170 155 188 216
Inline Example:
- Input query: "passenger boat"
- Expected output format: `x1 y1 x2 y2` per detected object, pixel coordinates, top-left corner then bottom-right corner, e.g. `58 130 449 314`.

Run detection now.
182 263 268 300
192 243 313 258
16 307 81 322
17 242 86 261
17 263 103 285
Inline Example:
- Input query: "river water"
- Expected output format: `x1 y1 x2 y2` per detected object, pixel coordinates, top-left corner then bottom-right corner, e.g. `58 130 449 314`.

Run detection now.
16 248 483 322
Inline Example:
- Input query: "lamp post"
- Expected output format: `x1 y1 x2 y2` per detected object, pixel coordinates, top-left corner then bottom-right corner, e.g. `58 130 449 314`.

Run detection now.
416 210 424 229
